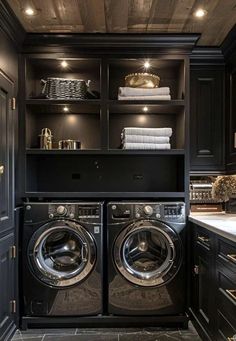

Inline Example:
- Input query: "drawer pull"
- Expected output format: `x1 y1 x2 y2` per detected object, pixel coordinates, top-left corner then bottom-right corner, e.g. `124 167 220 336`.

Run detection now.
197 236 210 243
226 289 236 301
227 254 236 263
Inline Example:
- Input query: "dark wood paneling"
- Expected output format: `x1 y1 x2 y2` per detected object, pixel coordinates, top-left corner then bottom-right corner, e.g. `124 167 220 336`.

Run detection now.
190 67 224 172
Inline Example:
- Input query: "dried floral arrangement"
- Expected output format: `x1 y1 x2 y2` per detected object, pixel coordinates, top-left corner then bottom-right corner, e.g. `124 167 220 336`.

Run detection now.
212 176 236 202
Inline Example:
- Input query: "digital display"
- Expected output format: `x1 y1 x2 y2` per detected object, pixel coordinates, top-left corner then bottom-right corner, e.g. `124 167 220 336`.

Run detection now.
78 207 99 217
164 205 182 217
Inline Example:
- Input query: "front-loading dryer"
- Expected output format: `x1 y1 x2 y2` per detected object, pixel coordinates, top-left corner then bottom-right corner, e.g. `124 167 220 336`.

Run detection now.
107 201 186 316
22 202 103 317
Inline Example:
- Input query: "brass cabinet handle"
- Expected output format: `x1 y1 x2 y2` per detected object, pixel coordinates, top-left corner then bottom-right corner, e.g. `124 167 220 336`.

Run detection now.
0 165 4 175
226 289 236 302
226 254 236 263
197 236 210 243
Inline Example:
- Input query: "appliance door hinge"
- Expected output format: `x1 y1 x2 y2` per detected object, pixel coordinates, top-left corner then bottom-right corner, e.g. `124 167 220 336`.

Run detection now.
11 97 16 110
10 300 16 314
9 245 16 259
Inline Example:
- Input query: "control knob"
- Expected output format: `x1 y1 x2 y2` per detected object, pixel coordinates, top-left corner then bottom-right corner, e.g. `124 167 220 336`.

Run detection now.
56 205 67 215
156 213 161 219
143 205 153 216
49 213 54 219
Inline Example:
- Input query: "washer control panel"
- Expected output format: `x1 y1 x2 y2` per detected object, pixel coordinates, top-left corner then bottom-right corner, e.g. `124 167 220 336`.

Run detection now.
48 204 100 220
110 202 185 223
48 204 75 219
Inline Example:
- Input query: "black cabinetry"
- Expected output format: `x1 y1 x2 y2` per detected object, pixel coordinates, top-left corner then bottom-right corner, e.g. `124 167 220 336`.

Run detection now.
0 233 15 341
0 72 14 234
189 222 236 341
0 70 16 341
19 52 190 200
226 63 236 173
190 67 225 173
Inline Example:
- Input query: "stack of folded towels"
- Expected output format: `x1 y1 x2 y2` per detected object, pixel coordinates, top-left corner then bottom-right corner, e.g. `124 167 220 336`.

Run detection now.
121 127 172 150
118 87 171 100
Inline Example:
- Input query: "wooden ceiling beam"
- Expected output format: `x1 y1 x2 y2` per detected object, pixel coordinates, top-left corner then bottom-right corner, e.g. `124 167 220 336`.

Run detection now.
104 0 128 32
77 0 106 32
197 0 236 45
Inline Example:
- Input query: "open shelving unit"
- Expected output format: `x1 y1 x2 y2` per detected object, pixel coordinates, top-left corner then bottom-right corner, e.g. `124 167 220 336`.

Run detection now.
20 52 189 200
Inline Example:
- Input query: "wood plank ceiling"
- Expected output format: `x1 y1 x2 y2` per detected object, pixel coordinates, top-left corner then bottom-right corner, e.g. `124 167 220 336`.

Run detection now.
6 0 236 46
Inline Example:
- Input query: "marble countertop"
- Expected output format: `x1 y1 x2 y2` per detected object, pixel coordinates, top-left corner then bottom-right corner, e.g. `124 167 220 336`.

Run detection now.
189 212 236 243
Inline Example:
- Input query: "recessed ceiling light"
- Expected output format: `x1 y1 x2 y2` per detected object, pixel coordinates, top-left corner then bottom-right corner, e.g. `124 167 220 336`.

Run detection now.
194 8 207 18
143 106 148 112
61 60 68 68
144 61 151 69
24 7 35 16
63 106 69 112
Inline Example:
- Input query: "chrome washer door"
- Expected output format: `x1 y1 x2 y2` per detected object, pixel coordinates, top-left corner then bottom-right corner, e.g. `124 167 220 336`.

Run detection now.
113 220 182 287
28 220 96 287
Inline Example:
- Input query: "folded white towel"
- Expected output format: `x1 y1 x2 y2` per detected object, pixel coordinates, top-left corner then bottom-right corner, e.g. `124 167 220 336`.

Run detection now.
118 95 171 101
122 135 170 144
118 87 170 97
122 143 171 150
122 127 172 137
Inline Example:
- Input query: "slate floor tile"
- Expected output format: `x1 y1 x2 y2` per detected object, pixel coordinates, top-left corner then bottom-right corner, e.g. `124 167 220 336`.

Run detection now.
44 335 118 341
118 332 181 341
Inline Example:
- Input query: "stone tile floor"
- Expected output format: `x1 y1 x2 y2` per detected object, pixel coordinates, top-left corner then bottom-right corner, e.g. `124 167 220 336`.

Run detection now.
12 322 202 340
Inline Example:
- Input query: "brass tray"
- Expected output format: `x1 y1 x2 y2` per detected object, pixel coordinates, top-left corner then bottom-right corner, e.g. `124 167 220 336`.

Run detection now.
125 72 160 88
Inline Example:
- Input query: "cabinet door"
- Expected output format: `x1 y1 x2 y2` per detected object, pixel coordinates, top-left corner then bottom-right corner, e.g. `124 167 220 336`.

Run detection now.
0 71 14 236
190 68 224 172
227 67 236 172
0 233 15 340
190 224 215 338
195 245 215 337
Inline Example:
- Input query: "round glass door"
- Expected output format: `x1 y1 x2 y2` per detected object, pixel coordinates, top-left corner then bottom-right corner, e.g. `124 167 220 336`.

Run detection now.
28 221 96 287
114 220 182 287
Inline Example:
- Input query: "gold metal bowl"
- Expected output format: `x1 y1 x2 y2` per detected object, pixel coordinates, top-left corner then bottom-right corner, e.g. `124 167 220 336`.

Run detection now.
125 73 160 88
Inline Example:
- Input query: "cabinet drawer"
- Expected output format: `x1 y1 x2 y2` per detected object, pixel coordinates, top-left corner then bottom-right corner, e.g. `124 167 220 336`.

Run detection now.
217 238 236 273
195 225 212 251
216 310 236 341
216 265 236 329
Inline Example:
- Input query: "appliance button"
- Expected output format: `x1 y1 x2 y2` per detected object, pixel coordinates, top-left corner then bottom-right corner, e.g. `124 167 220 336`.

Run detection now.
156 213 161 219
26 205 31 210
112 205 117 210
143 205 153 215
49 213 54 219
56 205 67 215
136 213 141 218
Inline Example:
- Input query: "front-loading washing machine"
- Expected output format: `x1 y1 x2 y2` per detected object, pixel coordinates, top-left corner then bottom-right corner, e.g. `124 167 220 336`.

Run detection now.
107 201 186 316
22 202 103 317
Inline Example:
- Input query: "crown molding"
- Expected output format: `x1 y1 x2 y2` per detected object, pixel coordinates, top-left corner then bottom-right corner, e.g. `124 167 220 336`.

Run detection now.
22 33 200 54
221 24 236 60
0 0 25 50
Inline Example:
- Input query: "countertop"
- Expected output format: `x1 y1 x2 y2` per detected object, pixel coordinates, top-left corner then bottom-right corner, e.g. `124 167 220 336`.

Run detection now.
189 212 236 243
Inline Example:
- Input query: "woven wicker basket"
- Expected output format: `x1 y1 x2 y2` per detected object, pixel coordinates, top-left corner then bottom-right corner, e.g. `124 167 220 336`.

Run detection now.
41 77 90 99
